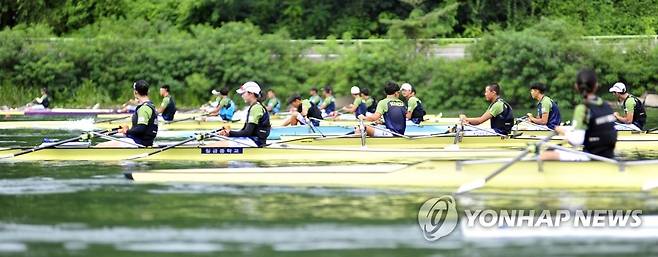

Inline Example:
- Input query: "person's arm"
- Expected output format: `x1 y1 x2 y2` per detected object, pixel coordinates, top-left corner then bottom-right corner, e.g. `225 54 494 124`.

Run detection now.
464 112 493 125
557 104 587 146
125 106 151 136
319 97 331 110
614 98 635 124
157 97 169 113
301 101 310 116
360 112 382 122
228 123 257 137
406 98 418 119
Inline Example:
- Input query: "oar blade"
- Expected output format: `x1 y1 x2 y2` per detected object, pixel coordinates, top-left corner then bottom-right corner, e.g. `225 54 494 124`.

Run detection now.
456 179 485 194
642 179 658 191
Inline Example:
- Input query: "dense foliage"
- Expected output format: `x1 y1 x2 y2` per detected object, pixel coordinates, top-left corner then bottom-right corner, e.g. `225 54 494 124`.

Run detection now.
0 1 657 109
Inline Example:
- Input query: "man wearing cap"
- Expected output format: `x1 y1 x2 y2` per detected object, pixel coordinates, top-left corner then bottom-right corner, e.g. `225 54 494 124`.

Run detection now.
97 80 158 147
308 87 322 106
208 87 236 121
400 83 426 124
460 83 514 135
319 86 336 117
341 86 368 118
282 94 323 127
526 82 561 129
213 81 271 147
264 89 281 115
610 82 646 130
158 85 176 121
356 81 407 137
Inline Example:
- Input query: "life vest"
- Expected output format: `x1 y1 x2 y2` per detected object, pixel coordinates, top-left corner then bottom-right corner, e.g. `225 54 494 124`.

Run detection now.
297 101 323 126
366 97 376 113
41 95 50 108
128 101 158 146
243 102 271 147
409 97 427 124
161 96 176 121
488 98 514 135
383 99 407 135
355 98 367 118
536 96 561 129
583 100 617 158
219 98 236 121
324 98 336 113
623 95 646 129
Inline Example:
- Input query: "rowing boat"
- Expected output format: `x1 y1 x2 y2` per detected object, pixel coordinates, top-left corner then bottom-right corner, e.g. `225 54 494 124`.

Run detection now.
0 145 521 162
125 160 658 191
0 108 123 116
279 134 658 151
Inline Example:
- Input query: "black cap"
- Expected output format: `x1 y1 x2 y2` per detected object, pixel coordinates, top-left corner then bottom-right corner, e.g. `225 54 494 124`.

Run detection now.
133 80 149 96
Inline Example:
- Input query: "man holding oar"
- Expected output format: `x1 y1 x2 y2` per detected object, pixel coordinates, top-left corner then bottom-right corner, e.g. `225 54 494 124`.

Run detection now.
459 83 514 135
319 86 336 117
400 83 426 125
541 69 617 161
341 86 368 118
360 87 376 114
282 94 323 127
308 87 322 106
526 82 561 129
97 80 159 147
207 87 236 121
27 87 50 110
610 82 647 130
209 81 271 147
356 81 406 137
157 85 176 121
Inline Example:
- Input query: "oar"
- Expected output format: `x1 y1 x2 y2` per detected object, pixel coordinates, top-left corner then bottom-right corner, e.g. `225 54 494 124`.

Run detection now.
462 123 507 137
543 144 618 164
124 128 223 160
455 131 558 194
647 127 658 133
364 124 410 139
0 127 120 160
305 117 325 137
164 113 210 124
359 118 366 147
94 115 131 124
614 122 642 132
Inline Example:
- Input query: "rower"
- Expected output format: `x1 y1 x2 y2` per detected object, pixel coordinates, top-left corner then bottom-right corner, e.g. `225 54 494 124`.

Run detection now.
282 94 323 127
400 83 426 124
360 87 377 114
319 86 336 117
356 81 406 137
158 85 176 121
341 86 367 118
97 80 158 147
28 87 50 109
526 82 561 129
264 89 281 115
541 69 617 161
308 87 322 106
209 87 236 121
610 82 646 130
460 83 514 135
214 81 271 147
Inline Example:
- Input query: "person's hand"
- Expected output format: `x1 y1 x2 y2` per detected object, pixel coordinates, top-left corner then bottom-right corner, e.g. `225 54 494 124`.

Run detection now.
459 114 468 124
555 126 566 135
119 125 129 134
526 113 533 118
613 112 621 119
219 130 230 136
357 114 366 121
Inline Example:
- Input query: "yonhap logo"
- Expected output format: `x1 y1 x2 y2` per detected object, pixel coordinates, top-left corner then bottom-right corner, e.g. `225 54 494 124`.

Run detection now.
417 196 458 241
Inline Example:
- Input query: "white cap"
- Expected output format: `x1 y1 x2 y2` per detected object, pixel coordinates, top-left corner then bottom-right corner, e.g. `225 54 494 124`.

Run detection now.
350 86 360 95
400 83 412 91
211 89 221 95
609 82 626 93
236 81 261 95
